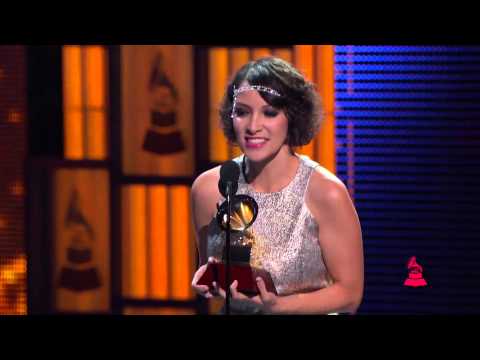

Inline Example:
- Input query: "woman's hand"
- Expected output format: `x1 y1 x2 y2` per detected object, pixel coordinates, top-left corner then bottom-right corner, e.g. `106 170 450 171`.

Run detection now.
191 257 221 299
213 277 280 314
254 277 280 313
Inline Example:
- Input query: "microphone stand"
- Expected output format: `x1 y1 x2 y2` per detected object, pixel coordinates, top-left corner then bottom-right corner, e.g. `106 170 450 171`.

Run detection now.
225 182 232 315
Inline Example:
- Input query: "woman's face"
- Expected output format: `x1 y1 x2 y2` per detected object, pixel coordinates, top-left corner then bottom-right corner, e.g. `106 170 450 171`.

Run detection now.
232 82 289 162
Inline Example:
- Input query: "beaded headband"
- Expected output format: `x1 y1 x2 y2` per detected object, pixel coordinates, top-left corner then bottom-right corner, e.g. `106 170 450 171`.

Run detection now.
233 85 281 97
231 84 282 119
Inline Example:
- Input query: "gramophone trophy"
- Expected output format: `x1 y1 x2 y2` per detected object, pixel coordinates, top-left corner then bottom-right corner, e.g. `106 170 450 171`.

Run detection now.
199 194 277 296
58 189 101 292
142 52 185 154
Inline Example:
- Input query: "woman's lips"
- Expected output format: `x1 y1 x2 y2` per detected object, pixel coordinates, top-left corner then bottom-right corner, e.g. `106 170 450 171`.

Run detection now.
245 137 268 149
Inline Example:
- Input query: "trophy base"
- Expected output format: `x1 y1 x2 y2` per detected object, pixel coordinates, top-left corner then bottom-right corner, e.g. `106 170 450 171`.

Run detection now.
142 129 185 154
58 267 101 292
198 262 277 296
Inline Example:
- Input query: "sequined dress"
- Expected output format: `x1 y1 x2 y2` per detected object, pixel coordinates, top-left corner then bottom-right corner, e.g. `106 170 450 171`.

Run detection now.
207 154 334 313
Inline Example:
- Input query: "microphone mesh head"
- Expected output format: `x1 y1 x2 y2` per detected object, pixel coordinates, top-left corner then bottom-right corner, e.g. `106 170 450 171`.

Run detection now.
219 161 240 197
220 160 240 183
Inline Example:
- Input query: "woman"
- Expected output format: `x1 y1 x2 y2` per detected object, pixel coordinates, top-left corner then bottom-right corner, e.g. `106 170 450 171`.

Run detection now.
191 57 364 314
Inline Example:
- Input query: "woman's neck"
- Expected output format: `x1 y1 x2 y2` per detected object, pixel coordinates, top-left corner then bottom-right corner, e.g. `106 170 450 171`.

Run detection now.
244 146 299 193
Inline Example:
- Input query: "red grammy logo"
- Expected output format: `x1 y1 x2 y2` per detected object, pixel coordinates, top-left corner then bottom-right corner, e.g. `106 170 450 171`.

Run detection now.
404 256 427 287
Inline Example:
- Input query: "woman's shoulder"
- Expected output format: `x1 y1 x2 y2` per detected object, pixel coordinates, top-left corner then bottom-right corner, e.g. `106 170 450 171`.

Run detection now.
191 165 222 200
191 166 224 228
297 155 345 194
192 155 244 198
306 163 351 209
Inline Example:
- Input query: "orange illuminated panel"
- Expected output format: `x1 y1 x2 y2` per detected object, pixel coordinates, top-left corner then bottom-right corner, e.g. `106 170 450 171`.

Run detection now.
229 48 250 159
230 48 250 76
63 46 83 109
169 186 193 300
148 185 169 299
208 48 229 163
85 46 107 159
122 186 147 299
123 306 195 315
63 45 108 160
0 254 27 315
65 111 85 159
53 169 111 313
273 48 293 63
230 144 243 159
63 46 84 159
295 45 314 80
294 45 315 159
251 48 271 60
121 187 130 297
7 109 23 124
315 45 336 174
86 111 107 160
85 46 105 109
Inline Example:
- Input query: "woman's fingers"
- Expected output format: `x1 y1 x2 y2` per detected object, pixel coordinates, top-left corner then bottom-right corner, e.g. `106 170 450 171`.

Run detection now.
192 283 212 298
249 295 263 305
194 287 212 299
213 280 249 300
191 263 207 284
230 280 239 298
208 256 220 264
256 277 268 299
212 281 226 298
230 280 249 300
210 280 253 302
191 263 214 298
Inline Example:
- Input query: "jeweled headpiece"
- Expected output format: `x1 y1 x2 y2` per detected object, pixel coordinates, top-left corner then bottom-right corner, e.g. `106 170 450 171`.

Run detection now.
231 84 282 119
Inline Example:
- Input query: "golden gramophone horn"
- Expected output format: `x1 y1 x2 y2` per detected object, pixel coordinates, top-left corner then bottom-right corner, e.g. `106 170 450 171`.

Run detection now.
216 194 258 232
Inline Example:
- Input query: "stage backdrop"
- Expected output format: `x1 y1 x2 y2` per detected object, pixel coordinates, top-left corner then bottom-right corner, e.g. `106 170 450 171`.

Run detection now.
121 45 194 177
52 168 110 312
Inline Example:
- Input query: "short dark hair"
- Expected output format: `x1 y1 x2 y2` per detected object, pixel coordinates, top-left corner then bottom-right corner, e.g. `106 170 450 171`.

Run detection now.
219 57 324 147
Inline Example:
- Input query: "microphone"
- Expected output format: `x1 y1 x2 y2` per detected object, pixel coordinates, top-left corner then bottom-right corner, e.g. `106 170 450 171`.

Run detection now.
218 160 240 198
217 160 240 316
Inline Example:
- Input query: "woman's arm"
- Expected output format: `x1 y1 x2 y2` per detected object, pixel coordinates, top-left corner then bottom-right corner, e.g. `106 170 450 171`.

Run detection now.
190 167 221 266
269 171 364 314
190 167 224 298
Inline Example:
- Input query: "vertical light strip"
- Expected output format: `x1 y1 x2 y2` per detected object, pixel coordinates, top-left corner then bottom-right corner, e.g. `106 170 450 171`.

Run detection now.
63 45 107 160
125 185 147 299
208 48 229 163
315 45 336 174
188 203 197 291
85 46 107 160
295 46 314 80
251 48 271 60
81 47 89 157
62 46 84 159
273 48 293 63
230 48 250 75
121 187 131 297
169 185 192 300
229 48 250 159
149 185 169 299
294 45 315 159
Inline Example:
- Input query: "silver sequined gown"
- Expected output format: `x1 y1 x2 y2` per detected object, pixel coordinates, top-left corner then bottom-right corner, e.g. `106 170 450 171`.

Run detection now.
207 154 334 312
